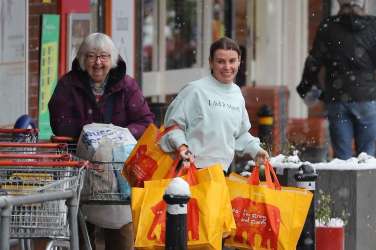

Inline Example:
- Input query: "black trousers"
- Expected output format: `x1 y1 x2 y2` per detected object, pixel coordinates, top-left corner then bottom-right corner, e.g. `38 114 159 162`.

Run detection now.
79 221 134 250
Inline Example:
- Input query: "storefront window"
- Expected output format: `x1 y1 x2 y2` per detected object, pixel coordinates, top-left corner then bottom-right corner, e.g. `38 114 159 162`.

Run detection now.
212 0 225 41
165 0 199 70
365 0 376 14
143 0 156 72
90 0 99 32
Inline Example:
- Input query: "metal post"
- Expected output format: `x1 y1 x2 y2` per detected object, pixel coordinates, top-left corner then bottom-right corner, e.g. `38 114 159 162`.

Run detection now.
0 203 12 250
78 208 93 250
295 164 318 250
67 195 80 250
163 177 191 250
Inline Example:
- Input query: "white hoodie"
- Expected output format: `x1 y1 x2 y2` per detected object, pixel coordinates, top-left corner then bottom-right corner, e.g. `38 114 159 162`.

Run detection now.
160 75 262 171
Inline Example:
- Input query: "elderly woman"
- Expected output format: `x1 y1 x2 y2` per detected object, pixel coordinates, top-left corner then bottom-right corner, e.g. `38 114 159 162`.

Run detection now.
49 32 154 139
49 33 154 250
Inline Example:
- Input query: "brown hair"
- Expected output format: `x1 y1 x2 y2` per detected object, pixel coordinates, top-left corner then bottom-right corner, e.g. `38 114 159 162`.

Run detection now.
209 37 241 61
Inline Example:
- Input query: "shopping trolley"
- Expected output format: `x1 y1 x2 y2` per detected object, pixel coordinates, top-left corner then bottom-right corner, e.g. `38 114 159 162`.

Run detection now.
78 159 131 250
0 160 87 250
51 136 78 154
0 128 38 143
0 142 69 154
0 152 72 161
50 136 132 250
47 136 131 204
80 160 130 204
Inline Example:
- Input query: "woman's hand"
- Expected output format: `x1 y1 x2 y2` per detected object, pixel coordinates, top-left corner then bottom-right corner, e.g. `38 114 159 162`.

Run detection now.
178 144 195 168
255 149 269 166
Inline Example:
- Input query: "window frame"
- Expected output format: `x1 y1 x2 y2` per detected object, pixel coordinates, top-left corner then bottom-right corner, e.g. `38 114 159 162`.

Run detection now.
142 0 210 99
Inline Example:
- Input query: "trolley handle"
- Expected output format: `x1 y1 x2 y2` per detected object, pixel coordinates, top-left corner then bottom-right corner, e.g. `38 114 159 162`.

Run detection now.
50 135 77 143
0 128 39 134
83 161 125 172
0 160 87 167
0 142 68 149
0 153 72 160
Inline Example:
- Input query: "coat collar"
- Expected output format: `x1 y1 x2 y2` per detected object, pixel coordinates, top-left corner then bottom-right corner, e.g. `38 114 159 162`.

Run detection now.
70 57 127 94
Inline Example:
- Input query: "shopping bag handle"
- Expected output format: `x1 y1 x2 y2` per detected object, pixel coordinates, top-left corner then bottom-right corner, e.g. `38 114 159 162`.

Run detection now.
157 123 198 184
249 161 281 190
178 163 198 185
165 156 198 185
155 124 180 142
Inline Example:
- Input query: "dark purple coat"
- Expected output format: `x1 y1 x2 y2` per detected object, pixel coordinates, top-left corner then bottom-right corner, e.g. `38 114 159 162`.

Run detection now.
48 58 154 139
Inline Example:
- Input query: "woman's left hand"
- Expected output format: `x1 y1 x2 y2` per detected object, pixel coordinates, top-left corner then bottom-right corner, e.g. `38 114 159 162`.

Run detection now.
255 149 269 166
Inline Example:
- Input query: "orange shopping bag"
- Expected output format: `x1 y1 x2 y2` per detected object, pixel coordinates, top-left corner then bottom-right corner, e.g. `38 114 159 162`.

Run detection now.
122 124 178 187
131 164 235 250
225 161 313 250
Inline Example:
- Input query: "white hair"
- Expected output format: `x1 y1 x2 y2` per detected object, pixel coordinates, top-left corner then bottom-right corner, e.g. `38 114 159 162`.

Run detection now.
337 0 366 8
76 33 119 71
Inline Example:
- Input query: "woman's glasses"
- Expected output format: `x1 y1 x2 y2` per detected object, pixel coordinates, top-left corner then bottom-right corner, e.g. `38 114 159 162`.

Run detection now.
86 53 111 62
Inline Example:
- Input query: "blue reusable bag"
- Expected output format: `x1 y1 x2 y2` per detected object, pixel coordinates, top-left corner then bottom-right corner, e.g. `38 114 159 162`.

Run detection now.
112 144 135 199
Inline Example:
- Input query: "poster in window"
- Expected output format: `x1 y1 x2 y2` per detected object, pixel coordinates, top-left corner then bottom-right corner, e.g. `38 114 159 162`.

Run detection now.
112 0 135 76
67 13 91 70
38 14 60 139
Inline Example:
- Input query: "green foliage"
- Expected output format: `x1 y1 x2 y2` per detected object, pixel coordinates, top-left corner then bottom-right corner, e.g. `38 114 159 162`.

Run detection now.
315 189 332 226
315 189 349 226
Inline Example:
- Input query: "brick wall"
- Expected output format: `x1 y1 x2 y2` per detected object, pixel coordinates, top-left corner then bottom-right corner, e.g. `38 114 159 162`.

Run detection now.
28 0 58 120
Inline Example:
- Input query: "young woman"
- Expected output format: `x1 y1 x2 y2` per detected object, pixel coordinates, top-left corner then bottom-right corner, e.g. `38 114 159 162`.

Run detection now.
160 37 269 172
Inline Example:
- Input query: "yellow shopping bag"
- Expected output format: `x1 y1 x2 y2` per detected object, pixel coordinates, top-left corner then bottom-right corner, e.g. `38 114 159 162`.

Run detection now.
131 164 235 250
225 161 313 250
122 124 179 187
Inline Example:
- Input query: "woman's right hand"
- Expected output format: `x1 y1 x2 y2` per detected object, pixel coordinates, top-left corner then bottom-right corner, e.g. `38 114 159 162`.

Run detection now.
178 144 195 168
255 148 269 166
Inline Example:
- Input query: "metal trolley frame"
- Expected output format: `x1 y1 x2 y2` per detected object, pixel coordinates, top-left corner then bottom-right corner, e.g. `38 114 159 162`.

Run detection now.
46 137 131 250
0 128 39 143
0 142 69 154
79 160 131 250
0 160 87 250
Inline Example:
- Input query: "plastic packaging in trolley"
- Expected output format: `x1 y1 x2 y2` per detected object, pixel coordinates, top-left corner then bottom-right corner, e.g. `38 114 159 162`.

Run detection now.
77 123 137 160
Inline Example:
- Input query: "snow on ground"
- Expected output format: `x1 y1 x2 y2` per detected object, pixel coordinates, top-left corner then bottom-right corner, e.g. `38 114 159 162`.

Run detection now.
269 152 376 171
240 152 376 176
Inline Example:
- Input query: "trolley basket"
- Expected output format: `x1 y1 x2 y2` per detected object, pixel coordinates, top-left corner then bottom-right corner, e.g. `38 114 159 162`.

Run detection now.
0 160 86 239
80 161 130 205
